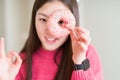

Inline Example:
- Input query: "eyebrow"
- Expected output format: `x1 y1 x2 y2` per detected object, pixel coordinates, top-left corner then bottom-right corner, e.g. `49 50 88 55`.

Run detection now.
37 12 49 18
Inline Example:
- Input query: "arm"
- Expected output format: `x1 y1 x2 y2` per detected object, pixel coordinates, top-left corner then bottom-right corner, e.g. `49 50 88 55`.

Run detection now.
71 45 103 80
68 26 103 80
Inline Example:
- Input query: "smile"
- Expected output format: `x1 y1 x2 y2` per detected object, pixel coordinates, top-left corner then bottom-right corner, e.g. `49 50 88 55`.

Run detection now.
45 37 58 44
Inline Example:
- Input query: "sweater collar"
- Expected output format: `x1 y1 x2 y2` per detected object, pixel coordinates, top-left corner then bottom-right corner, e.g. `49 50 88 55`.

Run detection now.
35 47 61 60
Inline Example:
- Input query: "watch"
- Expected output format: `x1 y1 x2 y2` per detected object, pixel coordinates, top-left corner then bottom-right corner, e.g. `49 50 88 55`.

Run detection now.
73 58 90 71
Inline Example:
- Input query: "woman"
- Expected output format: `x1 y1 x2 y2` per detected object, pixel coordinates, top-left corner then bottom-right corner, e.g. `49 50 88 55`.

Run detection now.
0 0 103 80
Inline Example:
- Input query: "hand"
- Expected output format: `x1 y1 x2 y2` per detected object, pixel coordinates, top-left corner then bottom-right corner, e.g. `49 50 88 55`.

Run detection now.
0 38 22 80
69 27 91 64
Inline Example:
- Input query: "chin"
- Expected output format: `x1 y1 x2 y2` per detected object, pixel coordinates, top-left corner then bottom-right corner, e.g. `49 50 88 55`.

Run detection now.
42 46 59 51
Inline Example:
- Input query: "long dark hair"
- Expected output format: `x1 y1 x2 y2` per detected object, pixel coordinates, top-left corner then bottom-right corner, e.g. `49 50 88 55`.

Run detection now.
20 0 79 80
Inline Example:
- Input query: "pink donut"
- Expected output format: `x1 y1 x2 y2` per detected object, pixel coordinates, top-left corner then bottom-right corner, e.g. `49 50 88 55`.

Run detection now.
47 9 76 38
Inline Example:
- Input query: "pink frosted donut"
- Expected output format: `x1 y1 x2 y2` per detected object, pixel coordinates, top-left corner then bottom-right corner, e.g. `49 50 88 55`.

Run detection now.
47 9 76 38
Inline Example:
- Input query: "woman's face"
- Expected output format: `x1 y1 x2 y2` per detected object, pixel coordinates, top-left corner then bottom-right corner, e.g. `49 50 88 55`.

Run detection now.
35 1 70 50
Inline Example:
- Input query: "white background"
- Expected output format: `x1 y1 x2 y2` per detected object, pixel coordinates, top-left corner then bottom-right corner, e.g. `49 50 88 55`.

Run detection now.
0 0 120 80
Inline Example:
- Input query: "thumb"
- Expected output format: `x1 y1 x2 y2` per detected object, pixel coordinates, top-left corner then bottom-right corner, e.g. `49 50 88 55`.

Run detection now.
70 31 77 41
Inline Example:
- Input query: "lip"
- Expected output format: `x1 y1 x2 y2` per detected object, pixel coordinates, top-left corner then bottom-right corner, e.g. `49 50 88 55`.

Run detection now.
45 37 58 44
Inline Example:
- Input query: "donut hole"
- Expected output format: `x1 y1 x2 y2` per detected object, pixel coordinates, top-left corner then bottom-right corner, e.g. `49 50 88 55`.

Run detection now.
58 19 68 28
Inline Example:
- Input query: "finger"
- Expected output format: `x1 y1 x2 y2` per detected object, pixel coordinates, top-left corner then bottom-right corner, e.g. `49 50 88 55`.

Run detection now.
78 41 88 52
65 24 75 31
14 54 22 67
73 27 91 43
70 31 78 41
75 27 90 36
78 33 91 45
0 37 5 57
7 51 22 66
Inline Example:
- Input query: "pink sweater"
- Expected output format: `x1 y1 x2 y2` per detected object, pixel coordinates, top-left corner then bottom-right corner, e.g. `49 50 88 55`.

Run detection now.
15 45 103 80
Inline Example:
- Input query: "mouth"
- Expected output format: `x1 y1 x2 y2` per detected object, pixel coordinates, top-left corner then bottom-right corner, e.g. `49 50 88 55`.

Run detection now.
45 37 58 44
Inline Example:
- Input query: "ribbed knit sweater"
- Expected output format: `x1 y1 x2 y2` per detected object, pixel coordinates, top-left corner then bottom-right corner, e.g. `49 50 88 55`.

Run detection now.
15 45 103 80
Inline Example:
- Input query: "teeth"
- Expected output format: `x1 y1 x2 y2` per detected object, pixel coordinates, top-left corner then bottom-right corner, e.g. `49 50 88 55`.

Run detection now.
46 37 55 41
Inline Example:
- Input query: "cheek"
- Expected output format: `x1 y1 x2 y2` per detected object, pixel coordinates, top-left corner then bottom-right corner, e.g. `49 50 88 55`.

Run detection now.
60 36 69 44
35 17 46 31
35 21 45 36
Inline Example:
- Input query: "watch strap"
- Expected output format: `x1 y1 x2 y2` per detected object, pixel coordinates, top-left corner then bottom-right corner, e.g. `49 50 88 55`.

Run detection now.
73 58 90 71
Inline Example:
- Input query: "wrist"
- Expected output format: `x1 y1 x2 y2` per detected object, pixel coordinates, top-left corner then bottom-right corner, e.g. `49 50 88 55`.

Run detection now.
72 54 86 64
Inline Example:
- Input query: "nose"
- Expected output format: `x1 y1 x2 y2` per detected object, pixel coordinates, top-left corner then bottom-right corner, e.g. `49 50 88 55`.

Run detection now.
45 26 55 37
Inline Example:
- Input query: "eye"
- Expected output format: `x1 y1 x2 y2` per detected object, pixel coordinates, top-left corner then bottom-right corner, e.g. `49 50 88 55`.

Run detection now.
58 19 67 27
39 18 47 22
58 20 65 26
58 20 64 24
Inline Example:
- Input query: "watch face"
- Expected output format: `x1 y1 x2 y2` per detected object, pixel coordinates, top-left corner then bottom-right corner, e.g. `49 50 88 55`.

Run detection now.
82 58 90 71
